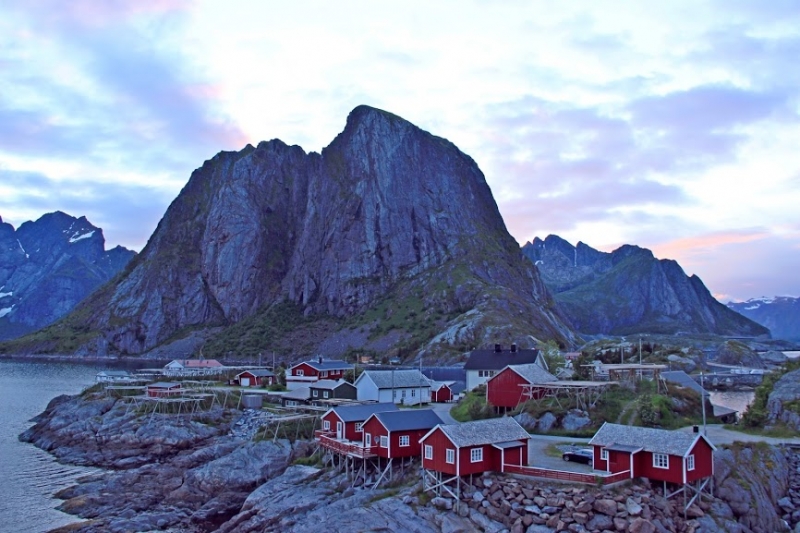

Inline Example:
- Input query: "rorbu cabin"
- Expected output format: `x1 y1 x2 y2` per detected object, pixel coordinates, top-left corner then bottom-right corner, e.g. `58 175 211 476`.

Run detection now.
361 409 443 459
486 363 558 411
420 417 531 478
286 357 352 390
589 422 715 486
319 403 398 442
147 382 182 398
309 379 357 405
235 369 276 387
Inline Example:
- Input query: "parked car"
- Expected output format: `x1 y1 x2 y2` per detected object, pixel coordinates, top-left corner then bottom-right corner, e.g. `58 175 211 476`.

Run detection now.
562 448 593 464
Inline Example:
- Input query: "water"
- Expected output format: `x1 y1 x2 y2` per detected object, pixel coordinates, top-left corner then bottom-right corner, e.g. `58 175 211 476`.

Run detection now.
0 359 106 533
709 390 755 419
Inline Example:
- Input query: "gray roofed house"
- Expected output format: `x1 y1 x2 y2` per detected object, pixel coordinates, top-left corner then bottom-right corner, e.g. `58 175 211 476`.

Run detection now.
437 417 530 447
361 369 431 389
368 409 443 432
298 358 352 371
312 379 350 390
355 369 432 404
331 402 399 422
281 386 312 406
589 422 714 457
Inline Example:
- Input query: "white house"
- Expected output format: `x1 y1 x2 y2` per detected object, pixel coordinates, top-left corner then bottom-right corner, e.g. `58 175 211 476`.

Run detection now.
463 343 543 391
354 369 431 405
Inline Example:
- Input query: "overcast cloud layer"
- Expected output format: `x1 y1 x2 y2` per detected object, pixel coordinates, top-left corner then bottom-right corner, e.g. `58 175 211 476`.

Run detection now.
1 0 798 302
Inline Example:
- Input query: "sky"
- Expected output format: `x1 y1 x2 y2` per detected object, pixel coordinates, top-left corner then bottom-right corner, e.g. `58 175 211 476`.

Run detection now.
1 1 799 303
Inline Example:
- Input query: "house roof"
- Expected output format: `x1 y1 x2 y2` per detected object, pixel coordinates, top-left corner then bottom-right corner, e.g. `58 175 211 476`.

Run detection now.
311 379 354 390
464 348 540 370
148 381 181 388
496 363 557 385
283 387 311 400
367 409 443 432
429 381 453 392
330 402 399 422
421 366 466 382
292 358 352 371
449 381 467 395
661 371 708 397
237 369 275 378
167 359 223 368
589 422 716 457
433 417 530 447
359 370 431 389
97 370 131 377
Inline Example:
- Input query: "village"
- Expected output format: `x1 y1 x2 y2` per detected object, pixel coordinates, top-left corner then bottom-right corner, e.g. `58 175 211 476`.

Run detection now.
92 341 728 523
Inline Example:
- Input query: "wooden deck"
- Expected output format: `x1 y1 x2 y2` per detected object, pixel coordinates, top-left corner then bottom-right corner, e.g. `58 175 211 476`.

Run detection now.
504 464 631 485
316 432 376 459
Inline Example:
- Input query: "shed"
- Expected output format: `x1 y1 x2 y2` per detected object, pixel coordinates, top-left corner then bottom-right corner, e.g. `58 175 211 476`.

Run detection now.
361 409 443 459
235 369 276 387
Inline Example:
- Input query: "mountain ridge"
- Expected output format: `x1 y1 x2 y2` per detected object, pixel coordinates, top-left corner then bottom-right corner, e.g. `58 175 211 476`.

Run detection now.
728 296 800 341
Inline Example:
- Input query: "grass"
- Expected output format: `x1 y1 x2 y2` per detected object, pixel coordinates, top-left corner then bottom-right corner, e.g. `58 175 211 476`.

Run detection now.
450 387 494 422
723 423 800 439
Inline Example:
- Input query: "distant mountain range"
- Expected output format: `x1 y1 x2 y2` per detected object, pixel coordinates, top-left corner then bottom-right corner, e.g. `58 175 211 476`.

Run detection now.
521 235 768 338
0 212 135 340
727 297 800 341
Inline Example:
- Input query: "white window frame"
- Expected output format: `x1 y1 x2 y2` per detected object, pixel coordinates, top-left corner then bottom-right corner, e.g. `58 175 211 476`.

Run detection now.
446 449 455 464
355 423 363 433
687 454 695 471
402 389 406 398
411 389 416 397
321 371 328 378
296 369 304 376
323 420 330 431
323 391 329 398
312 390 318 397
380 436 389 448
600 449 608 461
470 448 483 463
653 453 669 469
399 435 410 447
424 445 433 460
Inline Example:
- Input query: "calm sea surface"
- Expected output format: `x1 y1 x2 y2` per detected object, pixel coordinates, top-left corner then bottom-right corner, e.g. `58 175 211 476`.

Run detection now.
0 359 106 533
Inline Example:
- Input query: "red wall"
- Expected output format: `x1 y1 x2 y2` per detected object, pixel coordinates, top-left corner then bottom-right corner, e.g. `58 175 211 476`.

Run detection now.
421 428 458 476
292 363 319 378
686 438 714 483
487 368 527 408
638 451 684 484
363 418 435 458
432 387 452 403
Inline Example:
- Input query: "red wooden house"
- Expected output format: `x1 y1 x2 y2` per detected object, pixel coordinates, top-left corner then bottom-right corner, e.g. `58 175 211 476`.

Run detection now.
147 382 182 398
420 417 530 478
430 382 454 403
235 369 276 387
361 409 443 459
589 422 715 487
486 363 558 410
319 402 398 442
286 357 352 390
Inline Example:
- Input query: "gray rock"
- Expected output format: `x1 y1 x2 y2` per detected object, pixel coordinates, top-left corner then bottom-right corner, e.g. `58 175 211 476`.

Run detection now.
626 496 643 516
592 498 617 516
536 412 557 432
561 409 591 431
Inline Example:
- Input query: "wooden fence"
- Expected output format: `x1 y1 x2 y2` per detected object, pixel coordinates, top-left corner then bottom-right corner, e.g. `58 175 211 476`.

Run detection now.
503 464 631 486
317 434 375 458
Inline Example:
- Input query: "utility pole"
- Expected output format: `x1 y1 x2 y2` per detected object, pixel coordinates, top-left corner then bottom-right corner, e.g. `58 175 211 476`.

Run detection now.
701 372 707 435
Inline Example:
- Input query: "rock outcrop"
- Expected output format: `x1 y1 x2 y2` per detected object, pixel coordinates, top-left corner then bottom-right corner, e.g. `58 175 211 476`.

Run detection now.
9 106 575 361
522 234 769 337
0 212 134 340
767 369 800 431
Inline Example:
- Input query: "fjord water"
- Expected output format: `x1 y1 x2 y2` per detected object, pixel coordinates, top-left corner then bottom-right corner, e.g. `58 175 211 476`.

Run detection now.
0 359 102 532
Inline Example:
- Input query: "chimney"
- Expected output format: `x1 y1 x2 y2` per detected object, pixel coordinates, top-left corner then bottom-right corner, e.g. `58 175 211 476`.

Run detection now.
318 355 323 364
511 343 517 353
494 343 502 353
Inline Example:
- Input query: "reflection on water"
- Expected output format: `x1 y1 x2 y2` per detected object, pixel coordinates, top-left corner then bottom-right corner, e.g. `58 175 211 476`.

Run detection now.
0 359 106 532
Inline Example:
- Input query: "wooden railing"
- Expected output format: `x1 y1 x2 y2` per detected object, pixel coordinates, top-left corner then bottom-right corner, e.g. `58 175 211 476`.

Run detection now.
317 434 375 458
503 464 631 486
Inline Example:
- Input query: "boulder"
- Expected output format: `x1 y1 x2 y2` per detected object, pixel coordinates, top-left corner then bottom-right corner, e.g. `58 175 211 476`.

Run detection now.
561 409 591 432
537 412 557 432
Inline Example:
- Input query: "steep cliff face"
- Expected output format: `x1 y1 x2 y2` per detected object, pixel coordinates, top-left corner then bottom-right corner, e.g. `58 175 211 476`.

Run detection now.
0 212 135 340
522 234 768 337
12 106 575 358
728 297 800 341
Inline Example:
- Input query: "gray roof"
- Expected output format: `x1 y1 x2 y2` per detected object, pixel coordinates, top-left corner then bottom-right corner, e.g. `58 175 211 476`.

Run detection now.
283 387 311 400
237 369 275 378
464 348 540 370
369 409 443 432
149 381 181 388
332 402 398 422
421 367 466 382
362 370 431 389
589 422 713 457
299 359 352 371
311 379 354 391
505 363 558 384
449 381 467 395
437 417 530 447
662 371 707 396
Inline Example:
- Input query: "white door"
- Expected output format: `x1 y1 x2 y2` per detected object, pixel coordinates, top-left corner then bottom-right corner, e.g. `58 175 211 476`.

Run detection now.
241 377 250 387
337 421 344 439
365 433 371 448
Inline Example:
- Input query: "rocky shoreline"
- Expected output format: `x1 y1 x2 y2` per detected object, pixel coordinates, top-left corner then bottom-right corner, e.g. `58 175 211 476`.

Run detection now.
18 390 800 533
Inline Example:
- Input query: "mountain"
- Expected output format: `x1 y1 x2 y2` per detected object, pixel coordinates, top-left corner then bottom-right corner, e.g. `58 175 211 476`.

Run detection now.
0 212 136 340
2 106 576 360
521 235 769 337
728 297 800 341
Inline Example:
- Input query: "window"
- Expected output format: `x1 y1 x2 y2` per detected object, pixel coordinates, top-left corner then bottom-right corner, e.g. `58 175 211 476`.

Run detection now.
424 445 433 460
402 389 406 398
600 449 608 461
393 390 397 398
687 455 695 471
446 449 455 464
323 391 329 398
287 400 297 407
296 369 304 376
399 435 410 447
470 448 483 463
312 390 318 397
355 423 363 433
323 420 330 431
653 453 669 469
380 436 388 448
321 371 328 378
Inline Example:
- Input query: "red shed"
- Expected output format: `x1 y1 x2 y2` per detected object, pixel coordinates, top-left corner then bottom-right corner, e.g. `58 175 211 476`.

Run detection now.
589 422 716 485
361 409 443 459
486 363 558 410
430 382 454 403
319 403 398 442
420 417 530 477
235 369 276 387
147 382 182 398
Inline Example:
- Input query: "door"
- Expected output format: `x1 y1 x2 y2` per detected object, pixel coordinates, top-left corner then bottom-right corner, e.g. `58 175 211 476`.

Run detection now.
337 421 343 439
365 433 371 449
241 377 250 387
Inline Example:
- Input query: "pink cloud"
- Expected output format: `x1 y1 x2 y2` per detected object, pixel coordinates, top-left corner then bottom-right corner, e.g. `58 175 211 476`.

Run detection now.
651 229 770 262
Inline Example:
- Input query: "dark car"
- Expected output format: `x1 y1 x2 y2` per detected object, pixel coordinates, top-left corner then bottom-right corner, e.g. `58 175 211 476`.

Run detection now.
562 448 593 464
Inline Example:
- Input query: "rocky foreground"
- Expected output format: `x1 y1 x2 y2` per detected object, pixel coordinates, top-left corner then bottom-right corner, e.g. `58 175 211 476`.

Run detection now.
19 391 800 533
